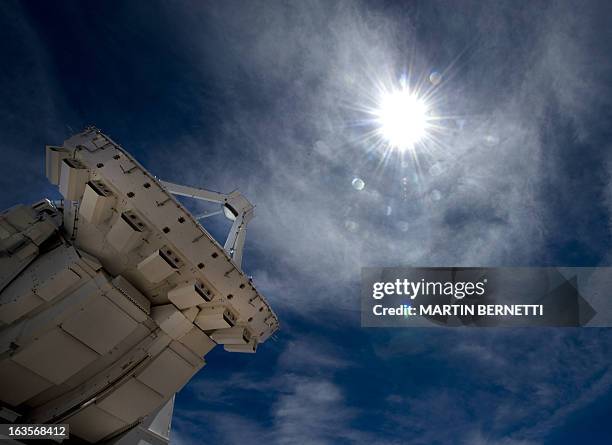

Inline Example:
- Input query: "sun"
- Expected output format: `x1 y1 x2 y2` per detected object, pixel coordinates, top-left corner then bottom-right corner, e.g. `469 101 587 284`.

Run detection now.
375 87 429 151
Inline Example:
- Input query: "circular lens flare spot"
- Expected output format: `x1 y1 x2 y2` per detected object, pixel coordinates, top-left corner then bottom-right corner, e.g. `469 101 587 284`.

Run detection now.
344 220 359 232
429 71 442 86
376 88 428 150
351 177 365 191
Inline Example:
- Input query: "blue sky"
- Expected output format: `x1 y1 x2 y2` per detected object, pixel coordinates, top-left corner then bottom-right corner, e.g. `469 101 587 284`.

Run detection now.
1 1 612 444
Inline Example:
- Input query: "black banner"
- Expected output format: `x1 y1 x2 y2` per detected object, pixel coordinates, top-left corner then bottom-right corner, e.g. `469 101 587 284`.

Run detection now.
361 267 612 327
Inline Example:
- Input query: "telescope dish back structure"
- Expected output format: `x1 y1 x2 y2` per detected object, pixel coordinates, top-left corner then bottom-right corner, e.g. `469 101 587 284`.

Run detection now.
0 128 279 444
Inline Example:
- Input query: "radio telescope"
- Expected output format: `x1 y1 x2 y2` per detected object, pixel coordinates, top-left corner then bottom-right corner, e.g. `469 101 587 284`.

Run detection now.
0 128 279 443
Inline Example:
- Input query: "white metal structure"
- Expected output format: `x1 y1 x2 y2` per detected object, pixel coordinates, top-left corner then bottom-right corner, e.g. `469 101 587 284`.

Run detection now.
0 128 279 443
159 181 254 268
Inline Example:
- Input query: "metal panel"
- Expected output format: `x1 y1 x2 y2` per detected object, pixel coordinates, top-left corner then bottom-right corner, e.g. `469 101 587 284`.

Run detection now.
106 396 174 445
194 306 236 331
35 267 81 302
224 338 258 354
137 348 199 397
45 146 70 185
12 328 99 385
177 327 216 357
137 249 179 284
210 326 251 345
4 277 102 354
14 241 38 261
0 233 26 256
147 332 172 358
0 250 39 300
3 205 35 231
97 378 164 424
110 275 151 318
146 396 174 440
0 221 12 240
181 307 198 322
59 158 89 201
79 181 115 224
61 295 138 354
66 404 126 443
151 304 192 340
167 281 212 309
0 292 44 325
76 248 103 272
0 359 53 406
106 211 146 252
169 339 205 368
23 218 56 246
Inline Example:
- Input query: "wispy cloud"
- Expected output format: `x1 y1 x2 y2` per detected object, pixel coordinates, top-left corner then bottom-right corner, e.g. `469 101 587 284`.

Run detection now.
168 1 612 436
372 328 612 444
174 333 384 445
149 0 612 317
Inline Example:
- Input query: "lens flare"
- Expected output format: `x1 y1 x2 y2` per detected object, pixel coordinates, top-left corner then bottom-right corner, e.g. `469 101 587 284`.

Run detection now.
375 87 429 151
351 177 365 191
